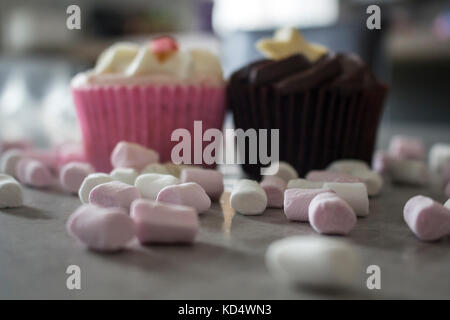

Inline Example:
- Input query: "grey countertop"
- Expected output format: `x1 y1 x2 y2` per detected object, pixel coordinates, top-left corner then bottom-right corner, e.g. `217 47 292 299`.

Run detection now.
1 122 450 299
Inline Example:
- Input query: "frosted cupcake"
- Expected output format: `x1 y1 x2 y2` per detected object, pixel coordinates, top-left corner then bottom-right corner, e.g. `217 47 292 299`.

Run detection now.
228 28 388 178
72 37 225 172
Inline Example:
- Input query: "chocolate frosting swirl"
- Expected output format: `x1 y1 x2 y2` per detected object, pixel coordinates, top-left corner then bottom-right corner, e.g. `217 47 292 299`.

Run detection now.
230 52 380 94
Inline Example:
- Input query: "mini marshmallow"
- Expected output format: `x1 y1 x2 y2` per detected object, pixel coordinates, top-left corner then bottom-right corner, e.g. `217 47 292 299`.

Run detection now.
111 141 159 171
349 169 383 197
266 161 298 183
390 159 428 186
372 150 397 175
230 179 267 215
0 174 23 208
89 181 140 209
429 143 450 172
389 135 425 160
78 173 113 204
308 192 357 235
135 173 180 200
180 168 224 200
24 149 58 172
260 176 286 208
322 182 369 217
15 158 53 188
326 159 383 196
306 170 362 183
110 168 138 185
156 182 211 214
327 159 370 174
265 236 359 288
55 142 85 168
67 204 134 252
60 162 95 193
163 162 182 177
403 195 450 241
141 163 170 175
0 140 31 153
0 149 24 176
284 188 331 221
164 163 197 178
287 178 323 189
131 198 199 244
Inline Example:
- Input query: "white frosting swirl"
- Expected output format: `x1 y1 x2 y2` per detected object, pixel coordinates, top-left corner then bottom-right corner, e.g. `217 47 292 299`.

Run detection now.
72 42 224 88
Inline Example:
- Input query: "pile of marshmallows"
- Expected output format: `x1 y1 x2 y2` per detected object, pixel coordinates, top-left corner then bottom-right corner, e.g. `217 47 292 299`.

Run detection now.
239 159 380 236
373 135 450 194
372 136 450 241
69 142 225 252
1 135 450 252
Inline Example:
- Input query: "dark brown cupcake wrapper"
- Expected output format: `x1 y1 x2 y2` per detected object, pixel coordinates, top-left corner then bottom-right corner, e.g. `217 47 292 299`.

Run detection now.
230 81 387 179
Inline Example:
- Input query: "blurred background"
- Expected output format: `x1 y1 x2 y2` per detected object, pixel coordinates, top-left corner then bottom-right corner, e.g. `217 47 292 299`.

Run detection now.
0 0 449 148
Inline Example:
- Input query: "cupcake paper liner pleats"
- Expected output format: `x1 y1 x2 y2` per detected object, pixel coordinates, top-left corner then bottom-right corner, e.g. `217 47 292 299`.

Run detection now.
73 85 226 172
230 81 388 179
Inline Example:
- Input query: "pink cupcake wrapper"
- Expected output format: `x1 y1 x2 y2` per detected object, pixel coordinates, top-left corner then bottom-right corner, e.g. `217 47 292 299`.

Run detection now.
73 85 226 172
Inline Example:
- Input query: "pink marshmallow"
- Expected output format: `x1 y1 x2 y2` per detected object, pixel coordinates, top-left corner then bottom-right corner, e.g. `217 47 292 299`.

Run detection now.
55 142 86 168
24 149 58 172
60 162 95 193
89 181 140 209
372 151 397 175
15 158 53 188
110 141 159 171
0 140 32 153
308 192 357 235
306 170 361 183
180 168 224 200
260 175 286 208
283 188 333 222
130 198 198 244
403 195 450 241
156 182 211 214
67 204 134 252
389 135 425 160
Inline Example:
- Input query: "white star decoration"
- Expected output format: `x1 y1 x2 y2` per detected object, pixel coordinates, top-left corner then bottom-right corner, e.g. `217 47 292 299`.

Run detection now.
256 27 328 62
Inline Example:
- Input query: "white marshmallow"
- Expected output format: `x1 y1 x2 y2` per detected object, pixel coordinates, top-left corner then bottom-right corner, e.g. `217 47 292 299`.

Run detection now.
429 143 450 173
135 173 180 200
110 168 138 185
389 135 425 160
78 173 113 204
230 179 267 215
326 159 382 196
266 161 298 183
163 163 197 178
141 163 170 175
327 159 370 174
350 169 383 197
287 178 323 189
322 182 369 217
265 236 359 288
390 159 428 186
0 174 23 208
0 149 24 176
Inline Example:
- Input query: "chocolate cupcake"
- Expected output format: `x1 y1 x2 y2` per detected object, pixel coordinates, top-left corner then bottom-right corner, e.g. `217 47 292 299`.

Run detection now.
228 28 388 178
